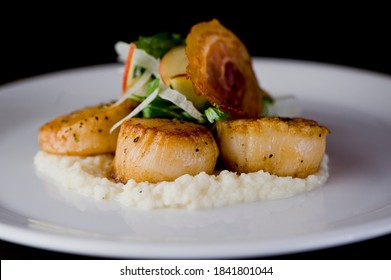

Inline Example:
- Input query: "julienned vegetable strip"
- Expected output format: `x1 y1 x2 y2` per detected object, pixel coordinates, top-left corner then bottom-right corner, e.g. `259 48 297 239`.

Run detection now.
159 87 204 121
122 43 136 92
115 70 153 106
110 88 160 133
122 43 160 93
114 41 130 63
131 48 160 78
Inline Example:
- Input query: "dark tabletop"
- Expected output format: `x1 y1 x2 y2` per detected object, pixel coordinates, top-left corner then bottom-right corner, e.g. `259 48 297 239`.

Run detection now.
1 234 391 260
1 6 390 260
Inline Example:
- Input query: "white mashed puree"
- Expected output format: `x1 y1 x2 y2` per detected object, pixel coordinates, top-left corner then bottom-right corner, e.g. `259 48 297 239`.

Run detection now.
34 151 329 210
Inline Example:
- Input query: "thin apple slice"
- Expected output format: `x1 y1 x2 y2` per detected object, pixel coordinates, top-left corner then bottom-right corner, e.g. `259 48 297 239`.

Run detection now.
122 43 136 93
159 45 187 85
121 43 160 96
169 74 207 110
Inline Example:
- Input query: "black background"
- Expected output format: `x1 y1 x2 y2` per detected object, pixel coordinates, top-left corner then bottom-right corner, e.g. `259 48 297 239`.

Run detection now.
1 5 390 84
1 5 390 260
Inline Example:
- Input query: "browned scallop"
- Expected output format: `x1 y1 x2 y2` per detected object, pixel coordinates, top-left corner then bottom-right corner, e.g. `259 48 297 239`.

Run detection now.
38 99 138 156
215 117 330 178
111 118 219 183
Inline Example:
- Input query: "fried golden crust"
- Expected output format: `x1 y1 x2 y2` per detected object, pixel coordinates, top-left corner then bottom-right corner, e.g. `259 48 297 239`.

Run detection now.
186 19 269 118
111 118 219 183
38 100 138 156
216 117 330 178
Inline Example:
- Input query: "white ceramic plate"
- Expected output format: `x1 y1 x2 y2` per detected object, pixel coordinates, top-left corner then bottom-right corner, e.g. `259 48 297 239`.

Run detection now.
1 59 391 259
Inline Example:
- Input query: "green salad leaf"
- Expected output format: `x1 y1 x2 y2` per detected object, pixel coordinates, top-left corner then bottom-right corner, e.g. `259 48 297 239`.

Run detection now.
135 33 185 59
129 78 199 121
262 94 275 116
204 106 231 123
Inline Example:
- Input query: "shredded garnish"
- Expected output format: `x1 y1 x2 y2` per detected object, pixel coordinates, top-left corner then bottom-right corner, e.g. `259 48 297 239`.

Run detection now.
159 87 204 121
110 88 160 133
115 70 153 106
114 41 129 63
130 48 160 78
110 43 207 132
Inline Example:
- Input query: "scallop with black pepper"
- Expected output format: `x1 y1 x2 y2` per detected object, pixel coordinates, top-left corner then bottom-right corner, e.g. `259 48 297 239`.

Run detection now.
112 118 219 183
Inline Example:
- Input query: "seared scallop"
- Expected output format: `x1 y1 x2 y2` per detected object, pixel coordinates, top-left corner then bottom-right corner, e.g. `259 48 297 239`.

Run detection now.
215 117 329 178
38 99 138 156
111 118 219 183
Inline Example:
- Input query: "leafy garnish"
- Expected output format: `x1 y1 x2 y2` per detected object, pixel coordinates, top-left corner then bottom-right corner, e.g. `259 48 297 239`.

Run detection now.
204 106 231 123
145 77 160 95
262 94 275 116
135 33 185 58
142 97 193 120
128 78 202 122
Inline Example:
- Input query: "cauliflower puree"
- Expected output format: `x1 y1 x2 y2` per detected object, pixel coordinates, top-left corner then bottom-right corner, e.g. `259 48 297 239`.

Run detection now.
34 151 329 210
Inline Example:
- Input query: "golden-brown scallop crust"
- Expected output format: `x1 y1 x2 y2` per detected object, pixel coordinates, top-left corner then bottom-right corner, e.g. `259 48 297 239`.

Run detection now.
215 117 330 178
38 99 138 156
111 118 219 183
